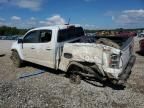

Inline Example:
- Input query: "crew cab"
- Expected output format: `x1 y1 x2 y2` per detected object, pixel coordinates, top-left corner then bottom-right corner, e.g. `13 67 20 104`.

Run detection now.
11 24 136 85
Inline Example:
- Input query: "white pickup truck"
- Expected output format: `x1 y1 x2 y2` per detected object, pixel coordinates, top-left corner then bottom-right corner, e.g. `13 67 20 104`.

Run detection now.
11 24 136 85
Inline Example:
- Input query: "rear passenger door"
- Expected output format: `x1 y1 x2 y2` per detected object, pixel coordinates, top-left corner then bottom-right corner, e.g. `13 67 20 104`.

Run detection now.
36 30 54 68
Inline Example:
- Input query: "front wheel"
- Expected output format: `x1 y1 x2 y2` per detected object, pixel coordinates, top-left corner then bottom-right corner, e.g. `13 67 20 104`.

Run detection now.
11 51 23 67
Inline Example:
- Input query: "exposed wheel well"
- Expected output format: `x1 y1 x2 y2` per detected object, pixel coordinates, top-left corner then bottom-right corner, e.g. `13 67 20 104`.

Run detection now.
67 63 84 73
66 62 105 80
11 49 17 52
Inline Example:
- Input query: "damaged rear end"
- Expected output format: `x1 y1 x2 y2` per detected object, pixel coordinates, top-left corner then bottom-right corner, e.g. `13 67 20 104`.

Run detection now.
97 37 136 85
59 36 136 85
101 39 136 85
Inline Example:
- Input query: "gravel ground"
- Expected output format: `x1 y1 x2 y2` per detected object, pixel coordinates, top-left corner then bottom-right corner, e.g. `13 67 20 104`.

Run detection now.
0 38 144 108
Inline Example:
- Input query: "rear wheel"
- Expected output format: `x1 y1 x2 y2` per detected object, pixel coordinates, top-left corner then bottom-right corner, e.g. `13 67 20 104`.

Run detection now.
11 51 23 67
69 71 81 84
68 66 82 84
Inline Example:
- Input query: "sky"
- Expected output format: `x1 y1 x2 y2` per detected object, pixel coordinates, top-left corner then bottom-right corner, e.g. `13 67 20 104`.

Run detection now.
0 0 144 29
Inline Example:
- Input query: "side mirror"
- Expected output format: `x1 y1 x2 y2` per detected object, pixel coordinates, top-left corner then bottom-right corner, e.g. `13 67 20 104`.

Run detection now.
18 39 23 44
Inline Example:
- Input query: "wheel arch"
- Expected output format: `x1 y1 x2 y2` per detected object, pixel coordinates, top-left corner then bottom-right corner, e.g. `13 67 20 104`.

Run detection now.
66 61 84 73
11 49 23 60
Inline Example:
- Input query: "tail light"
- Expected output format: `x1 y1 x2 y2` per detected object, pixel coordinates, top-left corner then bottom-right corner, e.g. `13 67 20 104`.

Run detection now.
109 54 120 68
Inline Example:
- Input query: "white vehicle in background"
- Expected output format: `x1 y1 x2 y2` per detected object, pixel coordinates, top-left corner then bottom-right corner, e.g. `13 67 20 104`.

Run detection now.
11 24 136 85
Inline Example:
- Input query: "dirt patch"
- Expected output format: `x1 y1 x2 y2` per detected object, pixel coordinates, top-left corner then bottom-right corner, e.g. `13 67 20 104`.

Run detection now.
111 101 128 108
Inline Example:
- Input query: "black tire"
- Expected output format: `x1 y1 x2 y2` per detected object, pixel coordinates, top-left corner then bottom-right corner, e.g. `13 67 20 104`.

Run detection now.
69 70 81 84
11 51 23 67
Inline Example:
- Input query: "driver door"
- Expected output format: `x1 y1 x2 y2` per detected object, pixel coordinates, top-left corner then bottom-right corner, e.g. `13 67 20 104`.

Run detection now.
22 30 39 62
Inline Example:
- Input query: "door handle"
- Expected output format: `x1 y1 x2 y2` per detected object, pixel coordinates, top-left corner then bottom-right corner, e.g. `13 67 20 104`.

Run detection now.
46 48 51 50
31 48 35 49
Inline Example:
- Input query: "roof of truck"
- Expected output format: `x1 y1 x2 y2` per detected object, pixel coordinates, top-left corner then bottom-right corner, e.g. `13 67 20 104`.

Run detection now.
31 24 81 31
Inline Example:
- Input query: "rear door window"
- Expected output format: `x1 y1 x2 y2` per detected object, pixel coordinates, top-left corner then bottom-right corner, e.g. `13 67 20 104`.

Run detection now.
57 27 84 42
39 30 52 43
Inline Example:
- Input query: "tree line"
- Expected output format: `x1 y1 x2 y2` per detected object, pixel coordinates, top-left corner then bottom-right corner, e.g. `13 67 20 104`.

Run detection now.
85 28 144 33
0 26 144 36
0 26 28 36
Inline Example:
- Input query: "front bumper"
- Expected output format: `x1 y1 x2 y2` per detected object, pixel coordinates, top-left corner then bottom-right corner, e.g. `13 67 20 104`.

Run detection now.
117 55 136 84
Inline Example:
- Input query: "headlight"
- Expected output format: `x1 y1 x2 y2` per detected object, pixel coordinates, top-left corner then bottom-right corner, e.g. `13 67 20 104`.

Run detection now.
109 54 120 69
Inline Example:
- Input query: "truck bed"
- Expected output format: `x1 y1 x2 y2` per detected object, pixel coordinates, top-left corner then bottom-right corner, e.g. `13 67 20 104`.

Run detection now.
71 36 132 49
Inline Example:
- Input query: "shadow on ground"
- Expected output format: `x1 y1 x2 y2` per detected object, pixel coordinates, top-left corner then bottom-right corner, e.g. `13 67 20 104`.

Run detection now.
0 54 6 57
83 78 125 90
22 62 125 90
136 51 144 56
